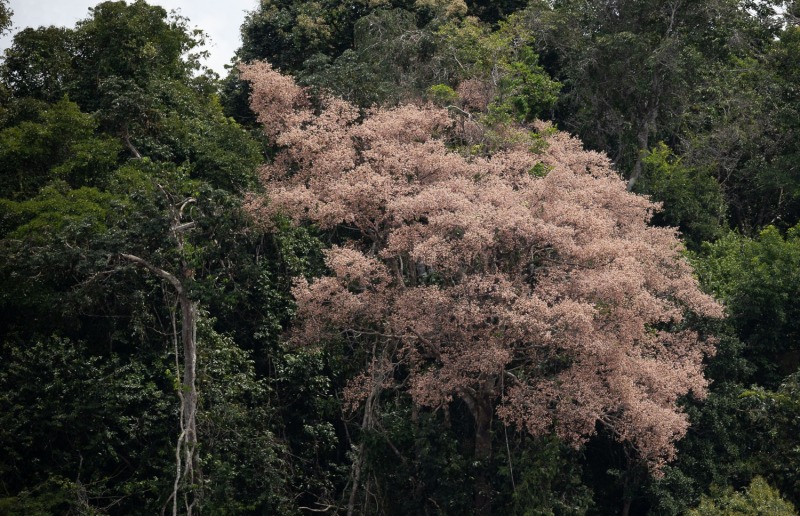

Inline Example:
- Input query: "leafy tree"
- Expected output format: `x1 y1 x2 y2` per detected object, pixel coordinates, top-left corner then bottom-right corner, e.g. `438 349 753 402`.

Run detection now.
738 372 800 506
633 142 727 250
437 14 560 123
236 0 389 73
694 226 800 386
0 324 293 513
505 436 594 515
0 178 131 345
0 1 234 176
0 27 75 103
688 476 798 515
0 337 175 513
233 0 534 80
298 8 445 107
242 61 722 513
522 0 786 188
0 98 120 199
194 318 294 514
228 3 446 117
0 1 202 103
0 2 308 512
0 0 11 35
0 160 323 512
683 23 800 232
464 0 527 24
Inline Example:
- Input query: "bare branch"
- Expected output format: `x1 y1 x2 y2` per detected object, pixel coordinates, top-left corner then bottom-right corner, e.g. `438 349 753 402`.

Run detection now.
178 198 196 219
122 130 142 160
120 253 184 294
172 221 197 233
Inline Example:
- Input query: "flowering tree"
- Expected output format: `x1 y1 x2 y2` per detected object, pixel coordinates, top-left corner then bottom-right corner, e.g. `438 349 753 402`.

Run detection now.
241 61 722 505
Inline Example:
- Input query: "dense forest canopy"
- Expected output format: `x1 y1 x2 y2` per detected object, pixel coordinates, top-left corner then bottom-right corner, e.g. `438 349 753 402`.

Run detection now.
1 0 799 514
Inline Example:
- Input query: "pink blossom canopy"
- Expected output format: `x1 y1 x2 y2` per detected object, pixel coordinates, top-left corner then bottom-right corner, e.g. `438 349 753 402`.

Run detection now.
241 61 723 469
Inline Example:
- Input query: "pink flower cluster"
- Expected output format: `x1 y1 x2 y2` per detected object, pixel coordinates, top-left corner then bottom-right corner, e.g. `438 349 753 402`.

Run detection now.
241 61 723 469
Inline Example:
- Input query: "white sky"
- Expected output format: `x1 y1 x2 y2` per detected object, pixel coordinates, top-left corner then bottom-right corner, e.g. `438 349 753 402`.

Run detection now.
1 0 259 76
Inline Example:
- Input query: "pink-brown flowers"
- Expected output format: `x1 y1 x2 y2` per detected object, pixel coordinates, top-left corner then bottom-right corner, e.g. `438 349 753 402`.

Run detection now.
241 61 723 470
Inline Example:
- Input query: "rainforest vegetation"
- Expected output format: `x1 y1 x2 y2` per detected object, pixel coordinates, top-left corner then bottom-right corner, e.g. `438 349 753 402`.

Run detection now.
0 0 799 514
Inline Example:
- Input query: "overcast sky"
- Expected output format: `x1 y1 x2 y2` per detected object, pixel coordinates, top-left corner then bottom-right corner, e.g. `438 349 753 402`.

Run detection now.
1 0 259 76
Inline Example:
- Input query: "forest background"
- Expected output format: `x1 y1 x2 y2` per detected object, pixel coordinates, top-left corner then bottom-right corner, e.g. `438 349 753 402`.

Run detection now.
0 0 799 514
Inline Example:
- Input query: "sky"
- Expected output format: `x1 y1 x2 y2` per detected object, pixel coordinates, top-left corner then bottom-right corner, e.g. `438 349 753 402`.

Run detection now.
0 0 259 76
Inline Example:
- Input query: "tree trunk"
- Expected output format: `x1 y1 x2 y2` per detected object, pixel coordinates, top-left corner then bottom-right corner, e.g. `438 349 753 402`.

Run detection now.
627 120 651 192
120 253 199 515
347 341 387 516
178 297 199 515
181 299 198 447
474 397 493 515
460 389 494 515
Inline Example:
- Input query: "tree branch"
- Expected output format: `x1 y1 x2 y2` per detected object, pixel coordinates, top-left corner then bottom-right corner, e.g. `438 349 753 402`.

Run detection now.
446 105 474 120
120 253 184 295
122 131 142 160
172 221 197 233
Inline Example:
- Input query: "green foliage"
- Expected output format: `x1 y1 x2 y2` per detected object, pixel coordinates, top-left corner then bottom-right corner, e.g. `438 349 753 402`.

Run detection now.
428 83 459 105
0 0 269 354
299 8 441 107
0 1 233 180
738 373 800 506
0 98 120 199
506 437 593 515
230 0 558 115
654 17 800 232
0 326 296 514
641 381 757 514
155 92 261 191
461 0 527 23
438 15 560 122
0 337 174 513
355 399 593 514
634 142 727 250
0 182 118 240
237 0 391 73
0 477 85 516
270 344 351 510
0 0 11 35
694 226 800 385
196 318 294 513
1 1 205 107
523 0 787 187
0 157 320 510
688 476 797 515
680 49 800 232
0 175 141 346
359 401 473 514
233 0 530 85
73 0 204 88
653 232 800 512
641 323 755 511
0 27 75 102
0 2 328 514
